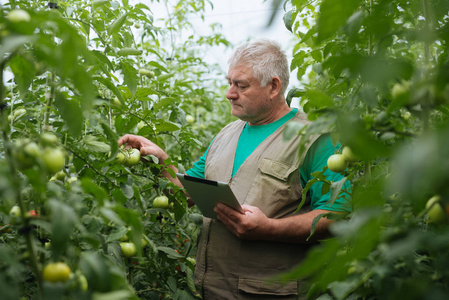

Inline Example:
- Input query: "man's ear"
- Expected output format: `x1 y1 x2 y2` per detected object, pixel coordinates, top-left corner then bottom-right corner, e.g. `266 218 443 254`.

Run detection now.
270 77 282 98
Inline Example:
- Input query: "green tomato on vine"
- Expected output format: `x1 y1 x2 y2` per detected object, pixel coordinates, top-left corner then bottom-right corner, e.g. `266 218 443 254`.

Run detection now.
341 146 359 162
327 154 348 173
153 195 170 209
120 242 137 258
41 147 65 174
124 148 141 167
8 9 31 23
43 262 72 283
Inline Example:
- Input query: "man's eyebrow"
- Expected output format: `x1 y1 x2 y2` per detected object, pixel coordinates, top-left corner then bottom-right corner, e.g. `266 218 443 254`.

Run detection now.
226 77 249 84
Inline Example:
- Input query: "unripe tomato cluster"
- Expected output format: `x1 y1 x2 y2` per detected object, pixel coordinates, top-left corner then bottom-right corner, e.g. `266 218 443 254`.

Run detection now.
327 146 360 173
138 68 155 79
115 148 141 167
13 133 65 174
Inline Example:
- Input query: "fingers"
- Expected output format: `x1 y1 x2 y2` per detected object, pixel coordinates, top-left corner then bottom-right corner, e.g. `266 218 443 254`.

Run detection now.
117 134 136 147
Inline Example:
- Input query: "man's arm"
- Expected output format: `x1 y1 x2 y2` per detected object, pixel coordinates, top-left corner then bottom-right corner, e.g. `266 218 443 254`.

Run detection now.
214 203 334 243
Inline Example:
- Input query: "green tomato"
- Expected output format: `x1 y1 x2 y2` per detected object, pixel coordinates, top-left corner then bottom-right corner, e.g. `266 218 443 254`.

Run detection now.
138 69 154 78
116 151 126 164
119 234 129 242
137 121 145 131
24 142 41 157
186 257 196 265
426 195 446 224
15 143 37 169
44 241 52 250
124 148 141 167
67 176 78 184
153 195 169 209
9 205 21 218
13 108 27 119
8 9 31 23
77 273 88 291
41 147 65 174
186 115 195 124
40 132 59 146
112 97 122 107
327 154 348 173
391 81 410 103
43 262 71 283
342 146 359 162
120 242 137 258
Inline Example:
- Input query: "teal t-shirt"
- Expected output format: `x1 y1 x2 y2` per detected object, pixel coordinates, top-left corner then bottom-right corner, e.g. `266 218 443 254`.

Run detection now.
186 109 351 212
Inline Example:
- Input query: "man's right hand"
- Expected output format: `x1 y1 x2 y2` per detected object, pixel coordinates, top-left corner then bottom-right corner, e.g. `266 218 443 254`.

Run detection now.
118 134 169 163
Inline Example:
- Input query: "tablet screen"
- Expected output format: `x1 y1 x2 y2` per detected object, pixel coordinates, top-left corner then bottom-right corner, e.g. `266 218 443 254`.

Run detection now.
176 173 243 219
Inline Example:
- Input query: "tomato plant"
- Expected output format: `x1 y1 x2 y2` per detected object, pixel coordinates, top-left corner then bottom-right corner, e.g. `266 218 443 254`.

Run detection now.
0 0 231 299
281 0 449 299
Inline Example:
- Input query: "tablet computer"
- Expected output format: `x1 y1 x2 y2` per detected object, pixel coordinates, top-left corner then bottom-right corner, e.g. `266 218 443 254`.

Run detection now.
176 173 243 219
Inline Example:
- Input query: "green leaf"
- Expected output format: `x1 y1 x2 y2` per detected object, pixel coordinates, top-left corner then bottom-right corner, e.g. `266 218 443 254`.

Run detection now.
307 213 328 241
317 0 362 42
120 61 138 97
93 75 124 102
108 13 128 35
81 177 109 205
100 207 124 226
91 50 114 71
92 290 135 300
111 188 127 206
79 252 113 293
9 55 35 95
120 183 134 199
0 35 35 64
101 122 119 162
286 88 304 107
153 97 177 110
305 89 334 109
116 48 142 56
283 10 293 32
49 200 78 261
148 60 169 73
155 121 181 132
337 115 391 160
54 92 84 137
330 177 347 205
106 227 129 243
157 246 184 259
92 0 109 10
82 135 111 153
283 121 306 142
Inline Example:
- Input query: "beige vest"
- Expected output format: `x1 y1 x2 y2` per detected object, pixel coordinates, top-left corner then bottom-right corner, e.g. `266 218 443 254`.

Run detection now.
194 111 317 299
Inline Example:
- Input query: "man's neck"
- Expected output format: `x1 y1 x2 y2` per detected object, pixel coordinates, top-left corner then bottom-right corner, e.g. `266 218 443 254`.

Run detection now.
247 103 292 126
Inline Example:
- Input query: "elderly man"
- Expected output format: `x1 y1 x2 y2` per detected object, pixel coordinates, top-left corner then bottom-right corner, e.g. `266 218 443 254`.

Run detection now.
119 39 350 299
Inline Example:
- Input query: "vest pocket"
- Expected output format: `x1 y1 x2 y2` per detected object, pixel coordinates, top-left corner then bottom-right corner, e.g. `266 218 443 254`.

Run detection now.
259 158 297 181
238 278 298 296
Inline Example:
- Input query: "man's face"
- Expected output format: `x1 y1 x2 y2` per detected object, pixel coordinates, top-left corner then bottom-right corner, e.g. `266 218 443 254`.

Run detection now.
226 64 273 125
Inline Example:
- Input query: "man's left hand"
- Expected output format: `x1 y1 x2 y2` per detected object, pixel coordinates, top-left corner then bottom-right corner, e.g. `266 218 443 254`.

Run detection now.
214 203 273 240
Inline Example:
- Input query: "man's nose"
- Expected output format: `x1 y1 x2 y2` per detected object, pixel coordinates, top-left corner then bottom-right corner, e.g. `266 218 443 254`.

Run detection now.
226 85 238 100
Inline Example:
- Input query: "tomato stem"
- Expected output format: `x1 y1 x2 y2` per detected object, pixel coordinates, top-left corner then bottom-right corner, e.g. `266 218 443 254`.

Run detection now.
43 71 56 131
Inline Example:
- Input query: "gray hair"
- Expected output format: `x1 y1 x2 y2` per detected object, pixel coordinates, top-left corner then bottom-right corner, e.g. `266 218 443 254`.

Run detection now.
228 39 290 95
